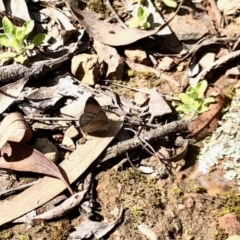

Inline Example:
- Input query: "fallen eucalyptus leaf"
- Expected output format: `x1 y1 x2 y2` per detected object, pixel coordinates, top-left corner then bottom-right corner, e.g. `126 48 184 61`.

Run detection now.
0 142 73 194
66 0 170 46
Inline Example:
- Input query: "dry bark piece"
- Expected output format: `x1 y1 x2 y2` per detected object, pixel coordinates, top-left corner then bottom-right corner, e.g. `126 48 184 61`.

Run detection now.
0 142 73 195
29 190 87 225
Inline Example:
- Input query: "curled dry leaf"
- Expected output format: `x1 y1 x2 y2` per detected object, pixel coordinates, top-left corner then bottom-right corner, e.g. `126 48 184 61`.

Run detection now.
0 74 31 114
0 142 73 195
0 112 32 149
188 92 225 141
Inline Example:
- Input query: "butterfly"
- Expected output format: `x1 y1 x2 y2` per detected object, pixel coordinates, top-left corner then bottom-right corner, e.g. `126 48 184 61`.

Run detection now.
79 96 109 134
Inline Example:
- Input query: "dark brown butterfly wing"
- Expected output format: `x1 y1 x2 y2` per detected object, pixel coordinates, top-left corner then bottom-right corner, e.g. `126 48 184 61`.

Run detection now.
80 97 109 133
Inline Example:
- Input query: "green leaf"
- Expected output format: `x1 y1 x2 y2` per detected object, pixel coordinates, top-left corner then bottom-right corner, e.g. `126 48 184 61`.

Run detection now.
13 54 28 64
0 34 12 48
23 20 34 39
137 6 145 19
15 26 26 47
191 99 203 112
32 33 48 46
203 97 215 104
141 22 151 29
178 93 195 105
162 0 177 8
2 17 14 35
176 104 192 114
11 38 21 52
126 18 141 28
198 105 209 113
195 80 208 98
23 43 34 50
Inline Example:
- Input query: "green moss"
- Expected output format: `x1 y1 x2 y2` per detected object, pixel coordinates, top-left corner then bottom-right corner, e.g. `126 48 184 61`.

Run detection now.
19 235 31 240
218 192 240 218
127 69 136 77
48 220 71 240
1 230 14 239
172 186 183 197
212 228 228 240
211 192 240 239
110 168 163 223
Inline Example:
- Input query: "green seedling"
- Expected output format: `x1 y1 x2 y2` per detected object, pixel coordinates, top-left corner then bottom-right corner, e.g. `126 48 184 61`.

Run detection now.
0 16 48 64
126 4 151 29
176 80 215 119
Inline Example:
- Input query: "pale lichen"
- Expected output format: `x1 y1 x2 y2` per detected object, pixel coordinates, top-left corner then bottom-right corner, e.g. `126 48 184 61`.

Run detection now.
197 88 240 188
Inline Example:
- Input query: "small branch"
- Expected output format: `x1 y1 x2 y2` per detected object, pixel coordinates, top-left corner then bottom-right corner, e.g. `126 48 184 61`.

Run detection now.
99 119 189 163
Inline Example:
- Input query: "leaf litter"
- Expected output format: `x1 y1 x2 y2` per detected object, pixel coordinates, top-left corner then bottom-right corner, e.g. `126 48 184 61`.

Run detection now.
0 0 240 239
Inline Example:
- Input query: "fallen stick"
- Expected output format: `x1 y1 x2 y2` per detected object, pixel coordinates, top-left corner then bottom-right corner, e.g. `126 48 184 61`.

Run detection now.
99 119 189 163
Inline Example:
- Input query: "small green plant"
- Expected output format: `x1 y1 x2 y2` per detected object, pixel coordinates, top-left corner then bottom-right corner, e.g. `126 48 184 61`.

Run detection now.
176 80 215 119
126 4 151 29
0 16 48 64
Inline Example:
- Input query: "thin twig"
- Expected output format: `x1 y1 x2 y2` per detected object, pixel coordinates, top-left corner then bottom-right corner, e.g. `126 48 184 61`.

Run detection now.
106 81 179 100
24 116 78 121
0 180 38 197
99 119 189 163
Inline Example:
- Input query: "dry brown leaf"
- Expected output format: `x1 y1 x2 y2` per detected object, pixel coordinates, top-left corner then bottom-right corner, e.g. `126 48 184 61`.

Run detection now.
0 74 31 114
0 114 123 226
66 0 168 46
0 112 32 149
188 93 224 141
0 142 73 195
